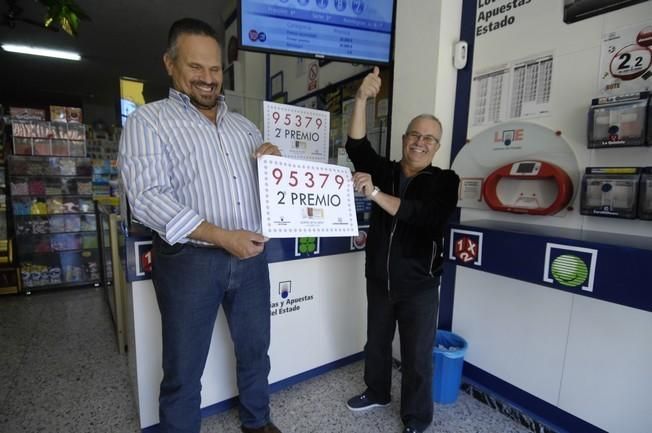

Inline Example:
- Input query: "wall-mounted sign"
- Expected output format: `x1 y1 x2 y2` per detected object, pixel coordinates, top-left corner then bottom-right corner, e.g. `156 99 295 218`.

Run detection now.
449 229 484 266
470 53 554 127
543 243 598 292
599 21 652 96
263 101 330 163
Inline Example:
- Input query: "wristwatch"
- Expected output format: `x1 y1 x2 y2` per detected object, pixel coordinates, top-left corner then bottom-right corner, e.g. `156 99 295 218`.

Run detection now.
371 186 380 198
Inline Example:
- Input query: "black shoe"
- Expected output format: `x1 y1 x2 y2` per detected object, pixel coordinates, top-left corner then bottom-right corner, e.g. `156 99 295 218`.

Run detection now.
402 427 421 433
346 392 390 412
241 422 282 433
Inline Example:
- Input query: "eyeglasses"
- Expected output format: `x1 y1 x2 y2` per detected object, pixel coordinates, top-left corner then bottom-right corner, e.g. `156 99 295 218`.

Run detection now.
405 131 440 146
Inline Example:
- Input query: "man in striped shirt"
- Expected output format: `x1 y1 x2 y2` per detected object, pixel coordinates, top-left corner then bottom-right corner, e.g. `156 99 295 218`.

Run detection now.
119 18 282 433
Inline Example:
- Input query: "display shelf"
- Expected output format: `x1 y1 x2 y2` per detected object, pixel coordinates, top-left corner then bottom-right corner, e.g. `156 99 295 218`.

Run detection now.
92 159 119 200
0 118 18 294
13 212 95 217
24 279 101 294
16 230 98 237
10 119 86 157
8 155 101 291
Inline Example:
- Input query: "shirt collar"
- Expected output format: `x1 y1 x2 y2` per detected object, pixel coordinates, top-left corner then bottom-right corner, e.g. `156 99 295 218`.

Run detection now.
168 88 227 119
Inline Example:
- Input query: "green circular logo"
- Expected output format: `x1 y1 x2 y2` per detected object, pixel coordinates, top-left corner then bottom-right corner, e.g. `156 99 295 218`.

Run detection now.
298 237 317 254
551 255 588 287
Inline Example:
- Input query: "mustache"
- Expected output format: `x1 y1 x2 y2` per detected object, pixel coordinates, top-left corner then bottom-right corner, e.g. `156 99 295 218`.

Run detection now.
191 80 217 87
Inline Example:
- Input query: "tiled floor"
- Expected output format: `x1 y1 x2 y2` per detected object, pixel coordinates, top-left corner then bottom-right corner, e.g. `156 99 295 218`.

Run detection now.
0 287 531 433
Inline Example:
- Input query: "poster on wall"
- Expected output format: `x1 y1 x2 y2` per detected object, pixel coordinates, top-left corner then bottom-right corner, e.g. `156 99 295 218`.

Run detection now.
470 53 554 127
263 101 330 163
257 155 358 238
563 0 649 24
598 21 652 96
119 77 145 127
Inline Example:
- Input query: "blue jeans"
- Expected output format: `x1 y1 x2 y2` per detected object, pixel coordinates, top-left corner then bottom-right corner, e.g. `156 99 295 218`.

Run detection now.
152 236 271 433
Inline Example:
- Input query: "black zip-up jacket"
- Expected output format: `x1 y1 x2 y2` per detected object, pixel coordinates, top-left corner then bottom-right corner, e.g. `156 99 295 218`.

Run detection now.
346 135 460 294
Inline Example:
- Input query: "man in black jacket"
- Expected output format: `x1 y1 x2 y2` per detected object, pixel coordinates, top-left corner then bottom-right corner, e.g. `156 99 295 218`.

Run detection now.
345 67 460 433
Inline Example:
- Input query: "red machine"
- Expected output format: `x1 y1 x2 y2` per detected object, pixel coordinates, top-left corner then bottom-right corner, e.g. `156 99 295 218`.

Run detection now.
483 160 574 215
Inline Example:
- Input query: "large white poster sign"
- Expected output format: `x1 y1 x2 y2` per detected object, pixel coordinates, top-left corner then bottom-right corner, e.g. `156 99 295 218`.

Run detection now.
258 155 358 238
599 22 652 96
470 53 553 127
263 101 330 163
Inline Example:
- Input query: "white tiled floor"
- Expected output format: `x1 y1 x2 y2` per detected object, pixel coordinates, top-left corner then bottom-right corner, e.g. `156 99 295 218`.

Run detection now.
0 287 531 433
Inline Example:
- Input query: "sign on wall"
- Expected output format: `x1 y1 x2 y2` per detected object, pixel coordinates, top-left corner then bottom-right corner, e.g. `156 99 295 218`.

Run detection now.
449 229 484 266
543 243 598 292
475 0 536 38
599 21 652 96
470 53 554 127
263 101 330 163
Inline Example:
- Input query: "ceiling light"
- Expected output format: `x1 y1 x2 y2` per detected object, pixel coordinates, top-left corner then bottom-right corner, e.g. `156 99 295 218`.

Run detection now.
1 44 81 61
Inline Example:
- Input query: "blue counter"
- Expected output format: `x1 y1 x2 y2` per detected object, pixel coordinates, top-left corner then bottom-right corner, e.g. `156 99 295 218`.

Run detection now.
446 220 652 313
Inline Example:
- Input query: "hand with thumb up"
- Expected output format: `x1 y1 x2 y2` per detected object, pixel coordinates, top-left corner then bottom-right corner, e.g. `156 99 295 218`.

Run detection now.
356 66 382 102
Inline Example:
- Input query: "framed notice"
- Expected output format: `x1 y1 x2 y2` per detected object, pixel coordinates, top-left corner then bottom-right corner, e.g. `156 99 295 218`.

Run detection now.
598 22 652 96
263 101 330 163
258 155 358 238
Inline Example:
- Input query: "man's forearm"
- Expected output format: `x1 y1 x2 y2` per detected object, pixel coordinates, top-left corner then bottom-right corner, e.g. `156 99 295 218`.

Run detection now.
348 98 368 139
189 221 229 247
371 190 400 216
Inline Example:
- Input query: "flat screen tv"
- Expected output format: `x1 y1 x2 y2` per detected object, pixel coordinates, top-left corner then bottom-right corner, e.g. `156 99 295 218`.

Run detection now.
239 0 396 65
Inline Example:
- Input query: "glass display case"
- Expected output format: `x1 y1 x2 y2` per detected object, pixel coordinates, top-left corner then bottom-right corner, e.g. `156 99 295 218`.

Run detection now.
96 202 127 353
0 117 20 294
8 155 101 292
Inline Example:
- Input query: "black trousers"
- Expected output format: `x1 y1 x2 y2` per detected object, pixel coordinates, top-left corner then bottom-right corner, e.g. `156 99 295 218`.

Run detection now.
363 278 439 431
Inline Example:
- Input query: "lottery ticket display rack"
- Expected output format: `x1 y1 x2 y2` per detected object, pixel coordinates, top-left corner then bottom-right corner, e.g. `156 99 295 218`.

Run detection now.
0 120 20 294
7 155 102 293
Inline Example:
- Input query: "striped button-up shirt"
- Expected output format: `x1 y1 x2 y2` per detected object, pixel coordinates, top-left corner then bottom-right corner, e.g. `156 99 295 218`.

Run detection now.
118 88 263 245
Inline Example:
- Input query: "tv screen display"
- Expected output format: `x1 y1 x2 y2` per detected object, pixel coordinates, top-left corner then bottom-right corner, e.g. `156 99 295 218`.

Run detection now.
239 0 395 64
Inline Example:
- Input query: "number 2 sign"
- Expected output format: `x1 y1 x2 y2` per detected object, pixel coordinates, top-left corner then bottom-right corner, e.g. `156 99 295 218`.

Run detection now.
263 101 330 163
600 22 652 95
258 155 358 238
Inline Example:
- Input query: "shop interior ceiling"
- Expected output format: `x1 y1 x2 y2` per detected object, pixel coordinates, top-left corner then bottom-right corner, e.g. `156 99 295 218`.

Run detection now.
0 0 229 111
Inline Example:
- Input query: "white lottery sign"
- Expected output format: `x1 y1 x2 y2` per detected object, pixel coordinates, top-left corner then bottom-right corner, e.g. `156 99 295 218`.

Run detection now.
263 101 330 163
258 155 358 238
599 22 652 95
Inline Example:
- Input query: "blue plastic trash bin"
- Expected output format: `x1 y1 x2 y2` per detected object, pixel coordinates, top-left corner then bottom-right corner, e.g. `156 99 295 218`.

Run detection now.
432 330 468 404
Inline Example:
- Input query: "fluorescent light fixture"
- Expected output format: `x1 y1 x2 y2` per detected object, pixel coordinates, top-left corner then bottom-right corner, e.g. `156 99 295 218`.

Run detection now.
1 43 81 61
